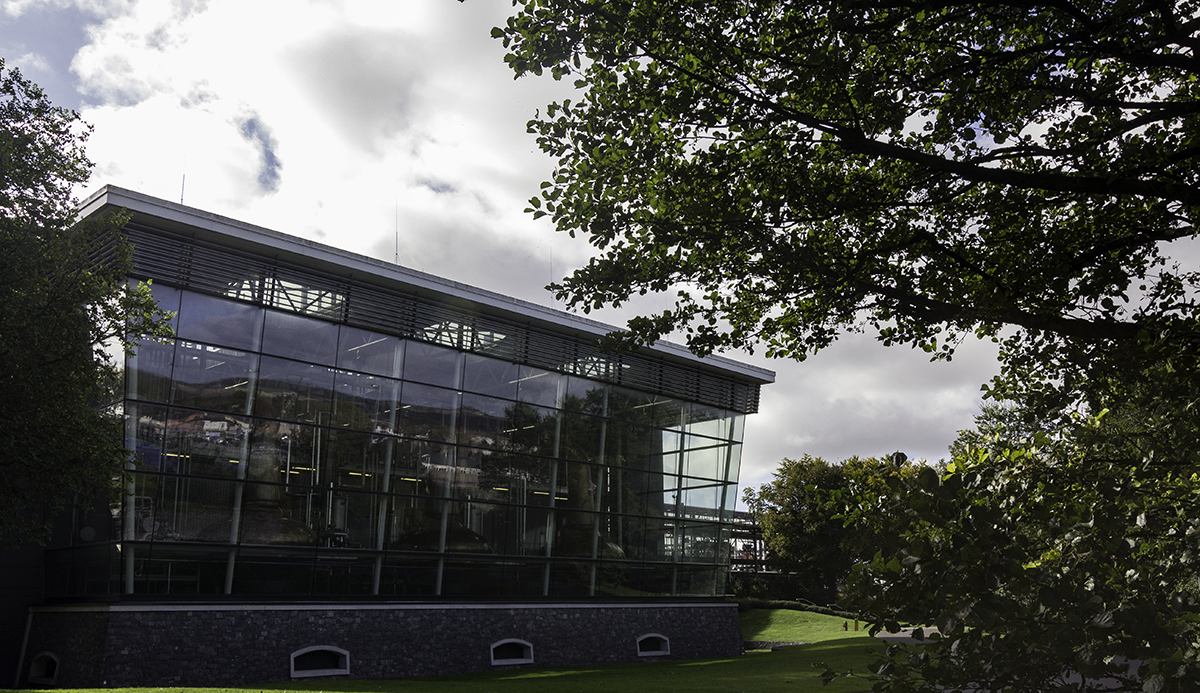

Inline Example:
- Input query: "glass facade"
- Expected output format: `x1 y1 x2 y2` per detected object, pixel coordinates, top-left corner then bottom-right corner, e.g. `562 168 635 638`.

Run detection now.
49 280 751 599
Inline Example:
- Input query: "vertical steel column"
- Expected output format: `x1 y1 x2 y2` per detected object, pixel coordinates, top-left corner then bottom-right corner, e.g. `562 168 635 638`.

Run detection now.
372 348 403 594
223 358 259 594
434 350 464 596
542 376 568 596
588 387 609 595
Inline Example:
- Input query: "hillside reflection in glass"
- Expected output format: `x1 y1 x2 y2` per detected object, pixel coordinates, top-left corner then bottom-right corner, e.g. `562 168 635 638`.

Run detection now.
60 282 748 598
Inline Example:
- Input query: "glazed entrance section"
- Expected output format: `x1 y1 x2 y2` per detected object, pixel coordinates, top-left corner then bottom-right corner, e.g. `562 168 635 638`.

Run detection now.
51 282 747 598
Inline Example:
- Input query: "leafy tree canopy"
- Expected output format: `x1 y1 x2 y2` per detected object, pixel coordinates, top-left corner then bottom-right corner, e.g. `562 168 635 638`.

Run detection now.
743 453 920 604
843 422 1200 692
0 59 172 543
498 0 1200 454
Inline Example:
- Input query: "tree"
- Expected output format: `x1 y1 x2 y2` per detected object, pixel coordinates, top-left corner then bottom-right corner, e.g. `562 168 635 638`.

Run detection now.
0 59 171 543
743 453 919 604
497 0 1200 449
841 425 1200 692
496 2 1200 689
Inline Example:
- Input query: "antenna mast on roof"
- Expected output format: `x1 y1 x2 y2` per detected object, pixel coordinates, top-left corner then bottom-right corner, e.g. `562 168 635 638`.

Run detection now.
180 173 186 205
394 199 399 265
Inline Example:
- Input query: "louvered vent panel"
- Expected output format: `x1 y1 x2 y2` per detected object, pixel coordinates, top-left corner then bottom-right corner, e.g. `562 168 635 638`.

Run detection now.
342 282 417 339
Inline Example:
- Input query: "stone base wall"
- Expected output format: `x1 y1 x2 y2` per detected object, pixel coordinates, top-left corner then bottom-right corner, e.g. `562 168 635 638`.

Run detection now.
18 601 743 687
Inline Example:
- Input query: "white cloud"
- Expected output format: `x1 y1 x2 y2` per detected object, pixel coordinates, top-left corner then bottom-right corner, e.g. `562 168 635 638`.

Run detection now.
13 50 50 72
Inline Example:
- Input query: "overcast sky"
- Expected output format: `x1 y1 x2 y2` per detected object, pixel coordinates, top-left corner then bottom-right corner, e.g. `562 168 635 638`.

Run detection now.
1 0 1003 499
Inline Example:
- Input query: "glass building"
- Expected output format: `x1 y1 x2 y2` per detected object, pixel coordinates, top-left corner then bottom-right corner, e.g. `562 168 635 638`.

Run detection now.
48 186 774 602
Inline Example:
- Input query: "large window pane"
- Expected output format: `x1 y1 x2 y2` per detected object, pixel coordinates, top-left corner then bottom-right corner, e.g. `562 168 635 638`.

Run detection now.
126 339 175 403
516 366 562 408
170 341 258 414
337 327 403 377
261 309 339 365
475 451 554 508
675 565 719 596
308 548 376 594
127 403 168 471
616 423 661 470
682 436 729 481
230 548 317 594
724 443 742 483
162 409 252 480
558 409 603 463
459 394 557 456
399 382 459 447
136 281 181 334
255 355 334 424
608 467 665 521
333 371 400 433
686 405 733 440
403 341 462 389
177 291 263 351
143 472 240 543
609 387 685 428
376 555 438 595
730 414 746 443
563 377 608 416
462 353 519 400
132 544 227 595
679 477 723 518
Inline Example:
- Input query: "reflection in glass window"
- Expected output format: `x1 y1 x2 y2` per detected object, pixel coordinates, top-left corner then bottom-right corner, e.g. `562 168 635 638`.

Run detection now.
403 341 462 389
610 387 686 428
682 437 729 481
333 371 401 433
262 310 339 365
177 291 264 351
676 521 720 562
686 405 732 441
398 382 459 445
724 443 742 483
255 356 335 424
337 327 403 377
459 395 557 456
170 342 258 415
142 281 181 333
127 404 168 471
516 366 561 408
678 478 723 519
127 339 175 403
161 410 252 480
564 375 605 403
730 414 746 443
462 353 519 400
557 409 603 463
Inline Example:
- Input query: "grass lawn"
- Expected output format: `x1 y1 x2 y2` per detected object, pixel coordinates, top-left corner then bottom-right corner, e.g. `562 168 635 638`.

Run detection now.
741 607 869 643
5 611 881 693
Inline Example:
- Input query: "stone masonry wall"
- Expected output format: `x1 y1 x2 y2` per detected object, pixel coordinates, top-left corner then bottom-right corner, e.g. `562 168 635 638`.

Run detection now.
20 602 742 687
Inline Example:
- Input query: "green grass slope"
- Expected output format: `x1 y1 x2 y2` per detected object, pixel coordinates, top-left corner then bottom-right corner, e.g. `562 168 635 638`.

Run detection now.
741 608 869 644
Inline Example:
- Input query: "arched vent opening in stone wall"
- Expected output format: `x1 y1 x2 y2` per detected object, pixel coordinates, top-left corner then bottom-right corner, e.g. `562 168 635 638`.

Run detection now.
490 638 534 665
637 633 671 656
28 652 59 685
290 646 350 679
